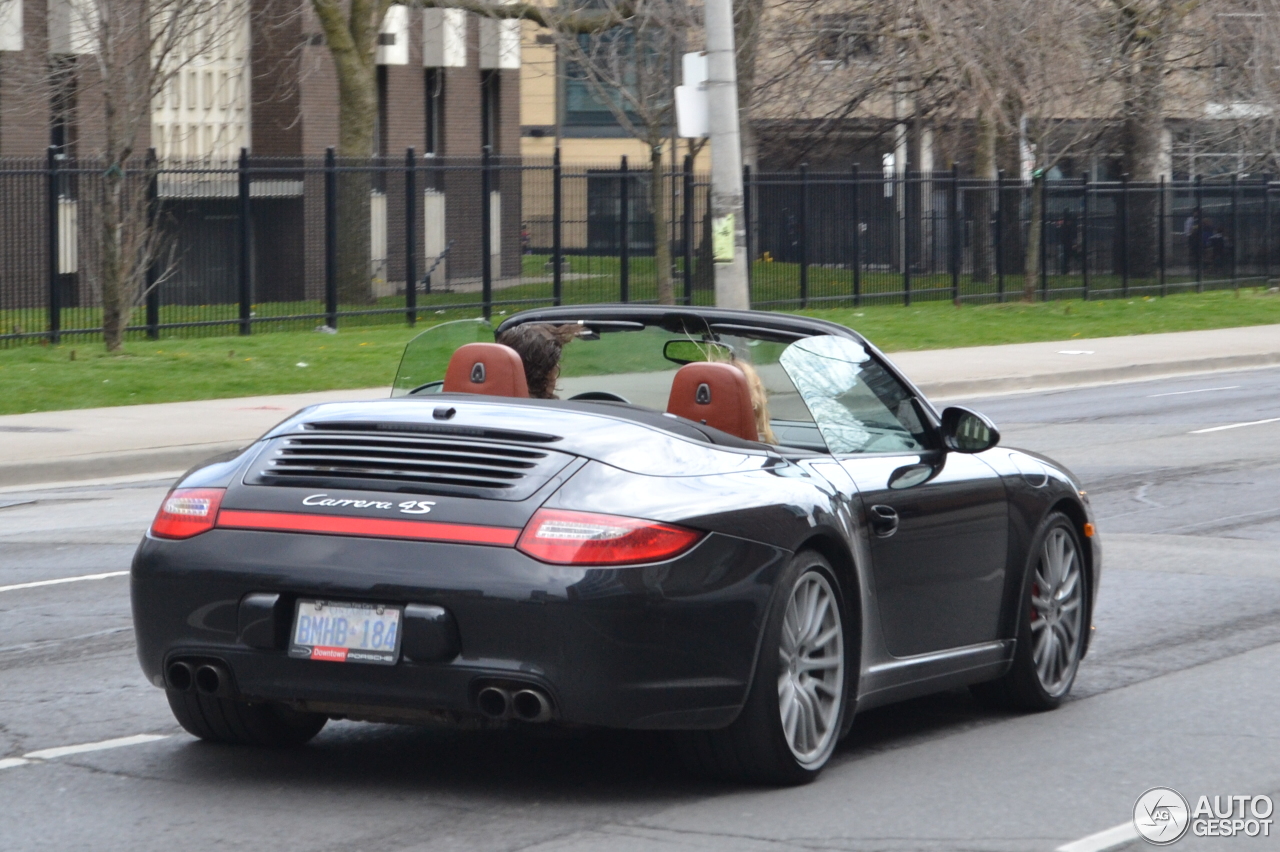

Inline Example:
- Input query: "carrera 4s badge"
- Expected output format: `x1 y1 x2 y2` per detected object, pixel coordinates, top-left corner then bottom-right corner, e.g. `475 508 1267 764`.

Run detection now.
302 494 436 515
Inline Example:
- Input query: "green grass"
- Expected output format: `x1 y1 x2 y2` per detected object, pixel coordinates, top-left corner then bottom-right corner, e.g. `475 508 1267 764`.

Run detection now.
3 287 1279 415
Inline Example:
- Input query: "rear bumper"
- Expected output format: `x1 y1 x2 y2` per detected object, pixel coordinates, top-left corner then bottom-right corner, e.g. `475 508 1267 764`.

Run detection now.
132 529 787 729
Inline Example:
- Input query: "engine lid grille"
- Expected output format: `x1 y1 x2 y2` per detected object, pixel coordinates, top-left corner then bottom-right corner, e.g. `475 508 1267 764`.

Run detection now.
247 424 573 500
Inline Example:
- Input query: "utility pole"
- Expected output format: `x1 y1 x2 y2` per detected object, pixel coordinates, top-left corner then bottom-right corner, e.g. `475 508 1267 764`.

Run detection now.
704 0 749 309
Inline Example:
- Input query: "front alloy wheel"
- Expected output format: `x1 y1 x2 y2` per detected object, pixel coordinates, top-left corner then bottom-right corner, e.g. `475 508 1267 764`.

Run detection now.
972 512 1088 712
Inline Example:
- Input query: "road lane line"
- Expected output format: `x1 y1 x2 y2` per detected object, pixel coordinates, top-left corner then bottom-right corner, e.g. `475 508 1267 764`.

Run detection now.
0 757 31 770
0 570 129 594
1190 416 1280 434
22 734 168 761
1055 821 1139 852
1147 385 1239 397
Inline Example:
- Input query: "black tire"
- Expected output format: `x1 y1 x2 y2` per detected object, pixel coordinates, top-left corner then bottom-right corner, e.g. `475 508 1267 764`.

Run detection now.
972 512 1088 712
167 690 327 747
677 551 851 785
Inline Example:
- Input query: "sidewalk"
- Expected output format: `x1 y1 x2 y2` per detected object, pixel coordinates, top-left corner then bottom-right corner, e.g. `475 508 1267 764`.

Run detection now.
2 323 1278 487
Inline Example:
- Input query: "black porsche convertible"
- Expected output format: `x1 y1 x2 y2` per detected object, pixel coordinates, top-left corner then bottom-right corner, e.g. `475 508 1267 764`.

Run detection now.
132 306 1099 784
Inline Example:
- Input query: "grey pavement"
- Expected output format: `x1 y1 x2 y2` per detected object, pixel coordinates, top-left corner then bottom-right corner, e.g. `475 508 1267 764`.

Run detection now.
1 367 1280 850
2 322 1279 488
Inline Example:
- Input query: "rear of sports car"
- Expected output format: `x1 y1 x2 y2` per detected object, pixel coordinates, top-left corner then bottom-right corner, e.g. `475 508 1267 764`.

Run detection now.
131 403 790 737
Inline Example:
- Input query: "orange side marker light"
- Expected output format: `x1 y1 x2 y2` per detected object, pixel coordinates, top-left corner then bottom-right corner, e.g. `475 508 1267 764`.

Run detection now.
1083 523 1095 538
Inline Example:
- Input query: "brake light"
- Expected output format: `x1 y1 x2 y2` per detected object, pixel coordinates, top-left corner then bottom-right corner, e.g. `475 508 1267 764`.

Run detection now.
517 508 702 566
150 488 225 539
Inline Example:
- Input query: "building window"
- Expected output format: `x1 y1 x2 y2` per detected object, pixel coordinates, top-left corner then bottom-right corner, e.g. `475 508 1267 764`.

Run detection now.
562 31 640 129
424 68 444 155
812 15 877 70
481 69 500 153
586 170 653 252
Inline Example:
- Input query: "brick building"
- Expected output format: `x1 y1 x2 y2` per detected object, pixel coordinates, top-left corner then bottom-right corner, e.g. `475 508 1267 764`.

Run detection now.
0 0 521 314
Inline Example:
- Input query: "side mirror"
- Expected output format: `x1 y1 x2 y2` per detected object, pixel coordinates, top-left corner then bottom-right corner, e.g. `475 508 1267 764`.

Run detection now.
941 406 1000 453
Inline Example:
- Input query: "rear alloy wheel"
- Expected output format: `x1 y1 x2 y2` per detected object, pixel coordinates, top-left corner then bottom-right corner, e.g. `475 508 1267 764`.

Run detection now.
167 690 327 747
678 552 848 785
973 513 1086 711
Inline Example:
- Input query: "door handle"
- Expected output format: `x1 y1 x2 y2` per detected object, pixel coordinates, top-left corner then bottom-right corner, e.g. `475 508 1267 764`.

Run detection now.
869 504 899 538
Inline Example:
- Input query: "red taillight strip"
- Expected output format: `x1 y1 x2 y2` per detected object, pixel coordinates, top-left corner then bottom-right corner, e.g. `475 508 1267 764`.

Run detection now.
215 510 520 547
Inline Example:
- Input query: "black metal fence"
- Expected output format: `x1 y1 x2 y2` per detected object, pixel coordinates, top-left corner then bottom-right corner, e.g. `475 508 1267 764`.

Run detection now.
1 149 1274 346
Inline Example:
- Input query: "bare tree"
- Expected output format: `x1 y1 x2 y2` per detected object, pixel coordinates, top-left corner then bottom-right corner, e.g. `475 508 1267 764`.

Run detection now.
64 0 246 350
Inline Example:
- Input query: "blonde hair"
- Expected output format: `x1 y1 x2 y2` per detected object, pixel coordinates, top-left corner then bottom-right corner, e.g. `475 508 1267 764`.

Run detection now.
728 358 777 444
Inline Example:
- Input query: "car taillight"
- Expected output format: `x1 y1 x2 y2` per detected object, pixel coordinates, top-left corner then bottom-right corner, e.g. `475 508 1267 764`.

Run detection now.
150 488 225 539
517 508 703 566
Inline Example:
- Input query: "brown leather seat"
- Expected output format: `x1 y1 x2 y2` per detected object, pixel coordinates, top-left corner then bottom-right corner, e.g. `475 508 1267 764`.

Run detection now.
666 362 759 442
442 343 530 397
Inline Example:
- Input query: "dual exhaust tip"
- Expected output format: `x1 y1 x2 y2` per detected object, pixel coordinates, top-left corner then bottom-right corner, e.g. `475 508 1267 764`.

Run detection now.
477 685 553 723
166 660 232 697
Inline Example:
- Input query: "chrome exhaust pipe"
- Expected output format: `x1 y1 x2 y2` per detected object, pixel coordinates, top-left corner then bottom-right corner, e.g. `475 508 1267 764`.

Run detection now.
476 686 510 719
194 663 230 697
166 661 195 692
511 689 553 723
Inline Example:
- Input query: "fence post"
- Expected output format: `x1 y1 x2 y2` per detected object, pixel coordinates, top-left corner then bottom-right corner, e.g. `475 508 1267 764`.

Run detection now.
481 145 493 319
1195 174 1203 292
996 169 1005 302
238 147 252 336
1230 173 1239 289
902 170 911 307
1158 174 1167 297
799 163 809 308
852 163 861 307
1081 173 1090 300
553 146 563 306
46 146 60 344
682 154 694 305
1266 180 1273 285
950 166 960 302
1120 172 1130 297
1040 171 1049 300
619 155 629 303
743 164 753 300
405 147 417 326
324 147 338 329
145 148 160 340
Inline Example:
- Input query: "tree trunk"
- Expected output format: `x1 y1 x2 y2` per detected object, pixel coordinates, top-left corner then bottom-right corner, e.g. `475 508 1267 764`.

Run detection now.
1119 66 1164 281
1023 173 1042 301
314 0 386 304
100 172 129 351
971 108 997 284
650 146 674 305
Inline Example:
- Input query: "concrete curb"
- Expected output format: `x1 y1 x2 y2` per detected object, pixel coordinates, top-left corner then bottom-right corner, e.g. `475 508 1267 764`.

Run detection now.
918 351 1280 400
0 442 247 489
6 353 1280 487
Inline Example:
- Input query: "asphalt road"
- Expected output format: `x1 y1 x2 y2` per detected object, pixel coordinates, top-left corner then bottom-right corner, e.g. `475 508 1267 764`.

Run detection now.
3 368 1280 852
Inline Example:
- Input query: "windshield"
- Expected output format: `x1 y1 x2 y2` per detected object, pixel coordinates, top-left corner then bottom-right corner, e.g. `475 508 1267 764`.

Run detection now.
392 317 829 451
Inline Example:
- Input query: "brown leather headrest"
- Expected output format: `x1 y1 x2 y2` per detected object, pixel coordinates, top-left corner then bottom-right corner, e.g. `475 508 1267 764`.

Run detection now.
442 343 530 397
666 362 759 442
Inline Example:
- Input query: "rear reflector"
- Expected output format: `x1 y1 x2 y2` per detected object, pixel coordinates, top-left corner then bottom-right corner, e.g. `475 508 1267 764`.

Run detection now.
215 509 520 546
150 488 225 539
517 508 702 566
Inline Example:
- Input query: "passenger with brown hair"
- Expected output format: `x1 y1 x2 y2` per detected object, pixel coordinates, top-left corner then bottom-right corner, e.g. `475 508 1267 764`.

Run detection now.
495 323 578 399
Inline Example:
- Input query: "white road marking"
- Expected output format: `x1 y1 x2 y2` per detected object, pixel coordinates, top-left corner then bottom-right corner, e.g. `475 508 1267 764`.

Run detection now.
1147 385 1239 397
1190 416 1280 434
14 731 170 762
0 758 30 770
0 571 129 594
1055 821 1139 852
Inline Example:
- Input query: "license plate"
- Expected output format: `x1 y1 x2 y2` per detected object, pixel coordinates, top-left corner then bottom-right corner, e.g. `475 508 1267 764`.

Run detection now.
289 600 402 665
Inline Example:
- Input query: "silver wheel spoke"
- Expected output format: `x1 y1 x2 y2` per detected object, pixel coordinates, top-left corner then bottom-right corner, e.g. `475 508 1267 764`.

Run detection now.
1029 527 1084 697
776 571 844 766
